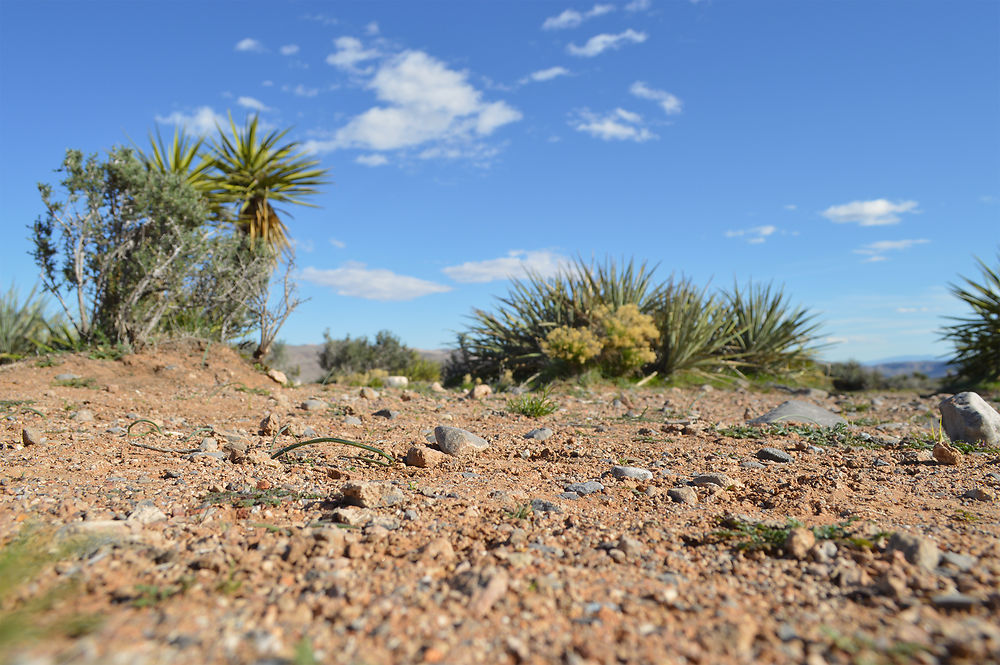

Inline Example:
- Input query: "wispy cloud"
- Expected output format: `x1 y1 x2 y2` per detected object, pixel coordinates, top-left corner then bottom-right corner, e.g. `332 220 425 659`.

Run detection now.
279 44 299 56
235 38 265 53
355 154 388 166
442 250 572 283
568 29 647 57
822 199 919 226
329 238 346 249
853 238 929 262
522 66 570 83
625 0 652 11
629 81 682 114
155 106 225 135
725 225 777 244
572 108 655 142
301 262 451 301
284 84 319 97
325 36 380 72
784 204 797 211
237 96 270 112
543 4 615 30
307 49 521 160
365 21 380 35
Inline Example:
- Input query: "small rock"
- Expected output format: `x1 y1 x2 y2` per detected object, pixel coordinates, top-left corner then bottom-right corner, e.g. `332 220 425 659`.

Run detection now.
372 409 398 420
933 441 961 466
525 428 553 441
430 382 446 393
962 487 995 502
331 506 375 526
54 373 80 382
302 426 318 438
611 465 653 481
667 486 698 504
21 428 44 446
617 536 643 557
344 416 363 426
931 593 980 610
341 481 405 508
404 445 447 468
757 447 793 463
564 480 604 496
434 426 489 456
104 384 119 393
939 391 1000 446
692 472 740 488
71 409 95 422
198 438 219 452
468 384 492 400
939 551 976 571
127 500 167 525
784 527 815 560
301 399 326 412
811 540 838 564
886 532 940 571
259 414 280 436
530 498 563 514
359 387 379 400
385 376 408 388
266 369 287 385
749 400 847 427
740 460 767 470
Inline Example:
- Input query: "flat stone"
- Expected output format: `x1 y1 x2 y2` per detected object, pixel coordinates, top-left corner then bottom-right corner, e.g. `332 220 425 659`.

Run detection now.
939 392 1000 446
530 498 563 513
301 399 326 412
886 532 940 571
749 400 847 427
434 426 489 456
961 487 995 502
931 593 980 610
266 369 287 385
127 500 167 525
667 486 698 504
404 445 447 469
385 376 408 388
611 465 653 481
525 428 553 441
740 460 767 470
341 481 405 508
564 480 604 496
692 472 740 488
757 447 794 463
21 428 44 446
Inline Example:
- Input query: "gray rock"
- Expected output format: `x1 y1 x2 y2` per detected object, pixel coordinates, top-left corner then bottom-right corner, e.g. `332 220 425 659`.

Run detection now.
71 409 95 422
21 428 43 446
740 460 767 470
667 486 698 504
384 376 408 388
301 399 326 412
564 480 604 496
558 492 580 500
611 465 653 481
757 447 794 463
106 426 126 435
55 373 80 381
931 593 980 610
939 551 976 572
939 392 1000 446
530 498 563 513
302 426 318 438
127 500 167 525
525 427 553 441
886 532 940 571
344 416 362 426
692 472 739 488
749 400 847 427
341 481 405 508
199 437 218 452
186 451 226 461
434 426 489 456
372 409 398 420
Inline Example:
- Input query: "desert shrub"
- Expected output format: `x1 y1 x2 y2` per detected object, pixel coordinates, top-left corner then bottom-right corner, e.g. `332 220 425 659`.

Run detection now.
541 325 603 368
30 147 272 349
827 361 885 391
651 277 740 378
722 280 824 374
319 330 437 382
941 250 1000 385
592 303 659 376
0 284 49 361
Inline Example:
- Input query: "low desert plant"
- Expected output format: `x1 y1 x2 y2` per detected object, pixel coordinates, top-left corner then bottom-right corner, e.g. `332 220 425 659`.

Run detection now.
507 386 559 417
941 250 1000 385
651 277 739 378
0 283 49 361
319 329 436 382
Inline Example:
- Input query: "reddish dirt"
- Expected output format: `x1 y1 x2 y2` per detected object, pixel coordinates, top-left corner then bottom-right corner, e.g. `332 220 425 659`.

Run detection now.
1 341 998 665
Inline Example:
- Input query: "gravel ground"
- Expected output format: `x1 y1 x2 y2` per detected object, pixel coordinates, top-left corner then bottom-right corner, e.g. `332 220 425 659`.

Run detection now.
1 341 998 665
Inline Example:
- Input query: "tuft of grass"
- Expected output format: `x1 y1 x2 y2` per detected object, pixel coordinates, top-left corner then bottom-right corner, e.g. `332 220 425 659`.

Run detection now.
821 626 932 665
131 583 182 608
234 384 270 396
507 386 559 417
506 503 533 520
717 422 878 448
53 376 97 389
707 516 886 554
204 488 321 509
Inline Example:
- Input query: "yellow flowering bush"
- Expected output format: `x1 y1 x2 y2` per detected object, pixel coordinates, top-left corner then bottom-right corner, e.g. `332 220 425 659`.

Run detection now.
593 303 658 375
541 325 603 367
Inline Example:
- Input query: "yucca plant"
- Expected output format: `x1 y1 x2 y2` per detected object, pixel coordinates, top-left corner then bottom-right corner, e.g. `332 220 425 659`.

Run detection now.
134 126 225 218
723 280 824 375
207 114 329 255
651 277 740 378
941 251 1000 385
0 283 49 360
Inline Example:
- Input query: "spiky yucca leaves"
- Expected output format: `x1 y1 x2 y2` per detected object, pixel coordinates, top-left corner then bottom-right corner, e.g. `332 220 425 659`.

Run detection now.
651 277 740 378
135 126 217 206
941 251 1000 384
723 280 824 375
207 114 329 255
0 284 48 359
450 257 664 382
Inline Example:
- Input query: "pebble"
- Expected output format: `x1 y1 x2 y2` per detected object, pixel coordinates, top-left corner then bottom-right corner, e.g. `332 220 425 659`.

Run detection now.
886 532 940 571
468 384 492 400
434 426 489 456
186 451 226 462
199 438 219 452
266 369 287 384
55 373 80 381
259 414 280 435
71 409 95 422
301 399 326 412
931 593 980 610
359 387 379 399
21 428 43 446
404 446 447 468
525 428 553 441
939 551 976 571
302 426 318 438
961 487 995 502
564 480 604 496
740 460 767 470
385 376 408 388
341 481 406 508
558 492 580 500
784 527 815 560
106 426 126 435
530 499 563 514
372 409 399 420
692 472 739 488
873 458 890 467
933 441 961 466
611 465 653 481
345 416 363 426
667 487 698 504
127 500 167 525
757 447 793 463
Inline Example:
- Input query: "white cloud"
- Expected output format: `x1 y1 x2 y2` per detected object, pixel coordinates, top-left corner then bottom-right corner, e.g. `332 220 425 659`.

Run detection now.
326 36 380 72
329 238 346 249
307 50 521 157
235 38 265 53
821 199 919 226
262 80 274 87
568 29 647 57
291 238 314 253
543 4 615 30
237 96 270 112
300 263 451 301
895 306 929 313
853 238 929 262
625 0 652 11
442 250 572 283
629 81 682 114
286 84 319 97
279 44 299 56
523 66 570 83
572 108 656 142
725 225 778 244
784 204 797 210
365 21 380 35
355 154 388 166
155 106 225 136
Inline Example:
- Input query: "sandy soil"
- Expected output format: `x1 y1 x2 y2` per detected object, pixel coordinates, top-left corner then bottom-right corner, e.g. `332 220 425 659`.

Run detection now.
1 341 998 665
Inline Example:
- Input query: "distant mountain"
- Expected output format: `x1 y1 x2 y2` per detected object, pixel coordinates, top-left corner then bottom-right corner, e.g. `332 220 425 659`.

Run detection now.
866 359 953 379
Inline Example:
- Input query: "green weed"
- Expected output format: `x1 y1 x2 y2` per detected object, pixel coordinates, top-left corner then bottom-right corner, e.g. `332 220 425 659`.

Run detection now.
234 384 270 396
131 584 181 608
53 377 97 389
507 386 559 417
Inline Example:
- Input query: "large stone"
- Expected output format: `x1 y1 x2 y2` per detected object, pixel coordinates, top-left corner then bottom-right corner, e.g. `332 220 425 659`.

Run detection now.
886 532 940 571
404 445 447 468
434 426 489 456
939 392 1000 447
266 369 287 385
341 481 405 508
385 376 408 388
748 400 846 428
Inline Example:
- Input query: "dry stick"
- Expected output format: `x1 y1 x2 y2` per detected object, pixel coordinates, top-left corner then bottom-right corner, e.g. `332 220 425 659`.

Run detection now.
125 419 208 455
270 437 394 464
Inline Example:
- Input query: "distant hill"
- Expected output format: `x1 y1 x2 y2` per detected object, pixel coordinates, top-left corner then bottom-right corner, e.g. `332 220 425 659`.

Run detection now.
866 359 953 379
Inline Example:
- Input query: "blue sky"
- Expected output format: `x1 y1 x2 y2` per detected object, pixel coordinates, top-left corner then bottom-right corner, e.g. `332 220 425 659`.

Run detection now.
1 0 997 362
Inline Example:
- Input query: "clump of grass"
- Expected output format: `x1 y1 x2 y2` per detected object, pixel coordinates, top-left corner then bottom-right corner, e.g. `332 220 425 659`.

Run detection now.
707 516 885 554
717 422 877 448
506 503 533 520
53 377 97 389
234 384 270 396
131 583 182 608
204 488 321 509
821 627 931 665
507 386 559 417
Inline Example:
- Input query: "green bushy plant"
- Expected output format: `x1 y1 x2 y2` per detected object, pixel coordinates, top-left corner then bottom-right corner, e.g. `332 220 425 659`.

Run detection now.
319 329 438 382
941 250 1000 385
652 277 739 378
0 284 49 361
